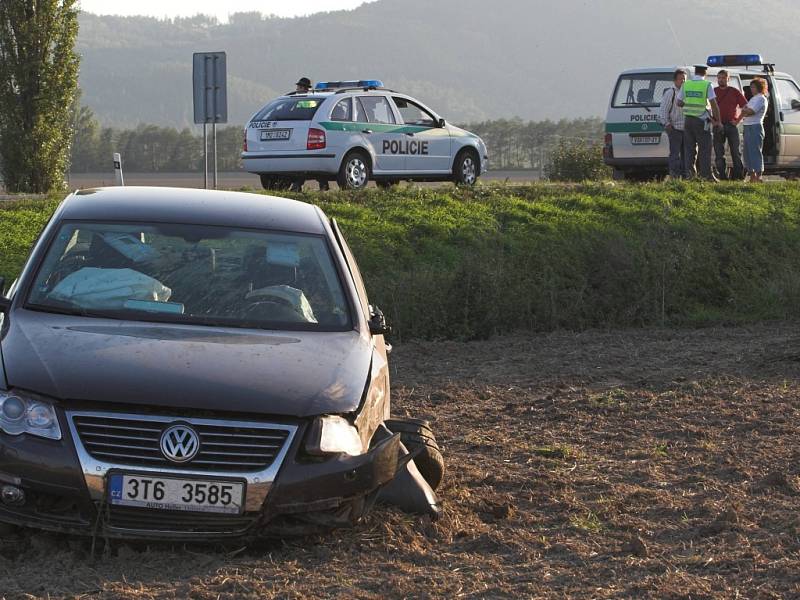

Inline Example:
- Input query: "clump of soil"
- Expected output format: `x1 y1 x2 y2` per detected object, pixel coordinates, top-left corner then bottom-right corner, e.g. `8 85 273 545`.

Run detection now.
2 322 800 599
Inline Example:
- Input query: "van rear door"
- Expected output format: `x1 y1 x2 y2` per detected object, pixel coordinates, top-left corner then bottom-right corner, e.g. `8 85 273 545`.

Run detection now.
606 72 672 161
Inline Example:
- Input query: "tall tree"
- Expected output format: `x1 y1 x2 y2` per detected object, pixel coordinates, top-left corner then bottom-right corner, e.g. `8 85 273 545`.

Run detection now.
0 0 80 193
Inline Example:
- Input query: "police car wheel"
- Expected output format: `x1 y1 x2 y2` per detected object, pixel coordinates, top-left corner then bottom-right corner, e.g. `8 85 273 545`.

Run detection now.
338 151 371 190
453 150 479 186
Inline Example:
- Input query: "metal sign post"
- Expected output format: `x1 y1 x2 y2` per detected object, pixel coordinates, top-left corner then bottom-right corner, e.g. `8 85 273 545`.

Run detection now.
193 52 228 189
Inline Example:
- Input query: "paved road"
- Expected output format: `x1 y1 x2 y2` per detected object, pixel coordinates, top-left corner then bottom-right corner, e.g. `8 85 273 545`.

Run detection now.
63 170 541 191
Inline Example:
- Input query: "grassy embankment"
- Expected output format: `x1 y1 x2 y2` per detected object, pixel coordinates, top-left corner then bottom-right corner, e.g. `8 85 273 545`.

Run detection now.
2 182 800 339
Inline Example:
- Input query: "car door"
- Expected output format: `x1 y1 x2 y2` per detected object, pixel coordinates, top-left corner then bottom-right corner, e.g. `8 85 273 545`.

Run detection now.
775 77 800 164
391 96 452 173
355 95 405 174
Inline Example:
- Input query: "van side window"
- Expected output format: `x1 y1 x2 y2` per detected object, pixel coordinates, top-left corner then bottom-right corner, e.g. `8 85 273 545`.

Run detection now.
776 79 800 111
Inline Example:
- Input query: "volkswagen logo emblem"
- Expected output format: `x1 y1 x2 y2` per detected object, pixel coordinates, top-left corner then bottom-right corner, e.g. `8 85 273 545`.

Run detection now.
160 424 200 463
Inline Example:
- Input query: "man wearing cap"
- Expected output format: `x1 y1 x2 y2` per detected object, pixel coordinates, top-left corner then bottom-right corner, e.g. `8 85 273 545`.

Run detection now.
713 70 748 180
291 77 331 191
677 64 722 180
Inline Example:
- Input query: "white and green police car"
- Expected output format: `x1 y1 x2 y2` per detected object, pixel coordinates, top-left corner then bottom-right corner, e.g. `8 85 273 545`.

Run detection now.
603 55 800 180
242 80 488 190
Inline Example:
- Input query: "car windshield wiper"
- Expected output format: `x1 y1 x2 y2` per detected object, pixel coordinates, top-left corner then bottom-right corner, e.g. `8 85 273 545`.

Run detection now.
621 101 652 113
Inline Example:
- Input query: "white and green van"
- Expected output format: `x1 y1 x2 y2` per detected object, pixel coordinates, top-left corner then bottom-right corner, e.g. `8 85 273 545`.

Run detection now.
603 55 800 180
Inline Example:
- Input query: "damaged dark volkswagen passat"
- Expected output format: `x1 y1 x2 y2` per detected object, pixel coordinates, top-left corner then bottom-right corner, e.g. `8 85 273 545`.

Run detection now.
0 187 443 540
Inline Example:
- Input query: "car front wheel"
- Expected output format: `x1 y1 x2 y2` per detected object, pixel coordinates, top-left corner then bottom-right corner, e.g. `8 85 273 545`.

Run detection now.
338 151 371 190
453 150 479 186
385 418 445 491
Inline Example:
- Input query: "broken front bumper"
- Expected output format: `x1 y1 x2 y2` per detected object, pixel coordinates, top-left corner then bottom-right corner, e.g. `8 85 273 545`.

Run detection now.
0 413 419 541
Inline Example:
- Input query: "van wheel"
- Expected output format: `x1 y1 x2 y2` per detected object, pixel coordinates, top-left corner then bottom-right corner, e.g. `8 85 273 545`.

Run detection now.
453 150 479 186
260 175 292 191
385 418 445 491
338 151 370 190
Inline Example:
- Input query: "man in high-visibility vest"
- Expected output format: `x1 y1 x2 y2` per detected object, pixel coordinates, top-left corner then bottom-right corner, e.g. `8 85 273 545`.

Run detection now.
677 65 722 180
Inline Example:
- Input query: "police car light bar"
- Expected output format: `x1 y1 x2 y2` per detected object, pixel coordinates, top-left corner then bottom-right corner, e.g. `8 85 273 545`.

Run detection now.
707 54 764 67
315 80 384 91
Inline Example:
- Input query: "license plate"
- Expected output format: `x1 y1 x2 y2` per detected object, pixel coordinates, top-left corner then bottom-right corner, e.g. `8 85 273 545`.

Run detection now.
108 473 245 515
630 135 661 145
261 129 291 141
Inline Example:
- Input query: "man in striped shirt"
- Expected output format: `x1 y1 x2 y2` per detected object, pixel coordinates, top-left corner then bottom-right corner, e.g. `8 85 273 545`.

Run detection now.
658 69 687 179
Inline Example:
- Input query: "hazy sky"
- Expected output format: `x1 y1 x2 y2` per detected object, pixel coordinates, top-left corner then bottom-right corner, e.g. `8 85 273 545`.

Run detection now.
78 0 376 21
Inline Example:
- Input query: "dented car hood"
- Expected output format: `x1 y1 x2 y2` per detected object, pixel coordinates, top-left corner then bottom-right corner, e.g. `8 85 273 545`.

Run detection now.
1 309 370 417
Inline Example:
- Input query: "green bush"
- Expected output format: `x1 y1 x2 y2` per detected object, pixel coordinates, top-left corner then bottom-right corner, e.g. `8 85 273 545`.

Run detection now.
546 141 610 182
3 182 800 340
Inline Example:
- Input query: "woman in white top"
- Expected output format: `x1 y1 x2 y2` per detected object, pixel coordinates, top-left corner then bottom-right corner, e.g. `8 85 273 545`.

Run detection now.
737 78 769 182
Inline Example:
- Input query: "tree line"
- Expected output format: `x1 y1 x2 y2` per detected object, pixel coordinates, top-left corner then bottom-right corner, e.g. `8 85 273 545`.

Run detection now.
70 113 605 173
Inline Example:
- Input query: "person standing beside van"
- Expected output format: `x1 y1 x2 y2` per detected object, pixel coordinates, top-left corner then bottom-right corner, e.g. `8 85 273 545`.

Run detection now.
738 77 769 183
658 69 687 179
677 64 722 180
713 70 748 180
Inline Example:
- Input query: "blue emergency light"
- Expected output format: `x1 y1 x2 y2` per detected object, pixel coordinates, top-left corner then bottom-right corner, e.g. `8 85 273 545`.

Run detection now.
707 54 764 67
315 80 384 91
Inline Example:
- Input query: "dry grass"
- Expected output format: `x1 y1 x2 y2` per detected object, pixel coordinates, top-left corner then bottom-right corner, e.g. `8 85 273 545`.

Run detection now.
2 322 800 599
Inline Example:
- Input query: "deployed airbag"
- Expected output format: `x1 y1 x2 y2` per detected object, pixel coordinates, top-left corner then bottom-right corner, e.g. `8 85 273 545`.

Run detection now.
49 268 172 309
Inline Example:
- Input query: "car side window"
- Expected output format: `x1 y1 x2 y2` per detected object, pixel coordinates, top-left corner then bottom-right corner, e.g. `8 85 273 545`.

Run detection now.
354 98 368 123
331 98 352 122
358 96 396 125
776 78 800 111
392 97 436 127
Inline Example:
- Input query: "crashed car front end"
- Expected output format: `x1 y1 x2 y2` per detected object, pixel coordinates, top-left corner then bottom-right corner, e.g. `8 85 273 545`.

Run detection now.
0 372 429 540
0 188 440 540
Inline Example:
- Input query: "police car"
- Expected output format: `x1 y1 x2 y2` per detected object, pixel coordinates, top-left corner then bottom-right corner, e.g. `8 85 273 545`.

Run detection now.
241 80 489 190
603 54 800 180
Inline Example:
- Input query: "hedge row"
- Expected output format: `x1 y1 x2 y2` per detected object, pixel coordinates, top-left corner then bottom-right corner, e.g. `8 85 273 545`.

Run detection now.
2 182 800 339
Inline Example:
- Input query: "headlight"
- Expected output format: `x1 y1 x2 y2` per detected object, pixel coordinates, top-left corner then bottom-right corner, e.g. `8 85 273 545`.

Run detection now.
0 391 61 440
305 416 363 457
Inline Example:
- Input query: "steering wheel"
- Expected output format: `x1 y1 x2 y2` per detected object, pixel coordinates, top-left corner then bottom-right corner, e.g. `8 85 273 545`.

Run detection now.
243 292 304 322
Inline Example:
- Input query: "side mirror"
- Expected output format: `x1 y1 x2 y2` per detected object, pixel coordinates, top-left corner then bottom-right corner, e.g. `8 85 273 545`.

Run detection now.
368 306 392 336
437 118 446 128
792 99 800 111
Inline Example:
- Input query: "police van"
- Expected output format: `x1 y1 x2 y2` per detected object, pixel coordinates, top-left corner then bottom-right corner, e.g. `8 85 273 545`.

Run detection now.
242 80 489 190
603 55 800 180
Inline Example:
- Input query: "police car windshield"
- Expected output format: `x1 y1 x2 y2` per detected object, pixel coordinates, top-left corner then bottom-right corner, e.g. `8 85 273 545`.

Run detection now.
612 73 674 108
254 97 325 122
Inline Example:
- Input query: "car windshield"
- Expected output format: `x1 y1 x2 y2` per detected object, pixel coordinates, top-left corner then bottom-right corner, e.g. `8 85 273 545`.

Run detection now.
252 97 325 122
26 222 352 331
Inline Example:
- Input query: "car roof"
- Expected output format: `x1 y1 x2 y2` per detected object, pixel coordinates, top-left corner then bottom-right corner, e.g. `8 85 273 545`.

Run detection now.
619 66 791 78
58 187 327 234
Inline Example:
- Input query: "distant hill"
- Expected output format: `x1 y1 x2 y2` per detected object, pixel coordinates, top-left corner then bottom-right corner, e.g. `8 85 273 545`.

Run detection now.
76 0 800 128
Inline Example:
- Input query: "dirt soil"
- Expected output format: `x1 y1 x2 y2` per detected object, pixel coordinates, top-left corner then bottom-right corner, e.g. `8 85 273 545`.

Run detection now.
2 322 800 599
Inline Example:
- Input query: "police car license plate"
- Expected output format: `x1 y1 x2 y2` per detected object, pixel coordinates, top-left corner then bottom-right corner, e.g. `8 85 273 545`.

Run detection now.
108 473 245 515
630 135 661 145
261 129 291 141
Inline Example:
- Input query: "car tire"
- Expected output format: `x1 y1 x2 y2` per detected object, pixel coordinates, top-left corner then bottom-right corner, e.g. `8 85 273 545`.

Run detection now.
337 151 371 190
453 149 480 186
260 175 292 191
385 418 445 491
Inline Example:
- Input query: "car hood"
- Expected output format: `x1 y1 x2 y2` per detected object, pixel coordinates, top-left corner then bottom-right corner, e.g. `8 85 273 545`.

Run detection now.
1 309 371 417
